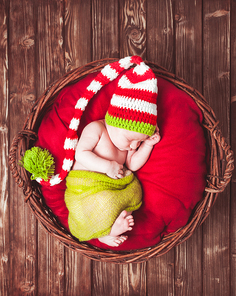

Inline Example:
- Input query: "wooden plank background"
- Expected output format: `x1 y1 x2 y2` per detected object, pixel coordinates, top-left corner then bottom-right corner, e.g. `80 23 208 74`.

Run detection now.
0 0 235 295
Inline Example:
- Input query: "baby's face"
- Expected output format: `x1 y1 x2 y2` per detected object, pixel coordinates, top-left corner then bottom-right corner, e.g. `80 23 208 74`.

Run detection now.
107 125 149 151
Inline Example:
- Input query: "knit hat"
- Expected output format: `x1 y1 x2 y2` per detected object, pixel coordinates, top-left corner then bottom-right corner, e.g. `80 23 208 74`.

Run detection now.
105 59 158 136
32 56 158 186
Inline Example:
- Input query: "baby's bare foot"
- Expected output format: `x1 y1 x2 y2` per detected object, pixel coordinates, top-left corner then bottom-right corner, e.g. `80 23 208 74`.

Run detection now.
109 210 134 237
98 235 128 247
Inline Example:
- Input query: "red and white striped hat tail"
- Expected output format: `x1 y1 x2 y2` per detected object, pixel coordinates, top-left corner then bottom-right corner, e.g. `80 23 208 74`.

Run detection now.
38 56 147 186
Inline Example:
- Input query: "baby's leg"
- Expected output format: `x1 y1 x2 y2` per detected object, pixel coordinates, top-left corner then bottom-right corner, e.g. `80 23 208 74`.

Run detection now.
98 210 134 247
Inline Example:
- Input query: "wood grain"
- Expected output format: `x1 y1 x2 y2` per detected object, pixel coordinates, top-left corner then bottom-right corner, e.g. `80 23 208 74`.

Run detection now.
64 0 92 71
147 252 175 296
146 0 174 71
202 0 231 295
119 263 146 296
36 1 65 294
230 0 236 295
92 262 119 296
65 251 91 296
175 0 203 91
119 0 146 58
174 1 203 295
92 0 119 60
8 0 37 294
175 229 203 296
0 0 9 295
36 0 64 92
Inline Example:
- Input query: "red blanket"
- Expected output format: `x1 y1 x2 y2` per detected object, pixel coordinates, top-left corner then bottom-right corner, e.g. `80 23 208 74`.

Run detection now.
36 71 207 250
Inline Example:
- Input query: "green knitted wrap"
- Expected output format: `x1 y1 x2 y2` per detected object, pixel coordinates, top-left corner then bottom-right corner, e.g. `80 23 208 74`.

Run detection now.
64 170 142 241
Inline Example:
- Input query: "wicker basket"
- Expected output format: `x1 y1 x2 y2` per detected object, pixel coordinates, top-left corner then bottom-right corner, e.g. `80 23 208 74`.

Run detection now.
9 58 234 264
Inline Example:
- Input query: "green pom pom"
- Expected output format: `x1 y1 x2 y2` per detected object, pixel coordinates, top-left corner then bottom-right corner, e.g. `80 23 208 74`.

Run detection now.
20 147 55 181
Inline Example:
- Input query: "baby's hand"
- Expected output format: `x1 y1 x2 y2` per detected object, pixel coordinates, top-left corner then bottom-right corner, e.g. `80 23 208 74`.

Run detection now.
144 129 161 147
106 161 124 179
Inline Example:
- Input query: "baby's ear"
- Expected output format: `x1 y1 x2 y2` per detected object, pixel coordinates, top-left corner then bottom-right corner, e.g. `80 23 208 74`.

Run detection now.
155 125 160 133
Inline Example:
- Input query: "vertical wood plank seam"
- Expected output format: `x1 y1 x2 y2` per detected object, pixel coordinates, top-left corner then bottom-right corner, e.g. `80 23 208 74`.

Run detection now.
229 2 233 295
201 1 204 294
91 0 95 62
173 0 177 76
33 2 39 294
118 0 121 58
7 2 11 294
4 0 10 294
62 0 66 73
202 1 231 294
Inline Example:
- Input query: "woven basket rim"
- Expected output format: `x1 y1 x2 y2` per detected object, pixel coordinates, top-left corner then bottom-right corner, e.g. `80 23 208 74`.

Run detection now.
8 58 234 264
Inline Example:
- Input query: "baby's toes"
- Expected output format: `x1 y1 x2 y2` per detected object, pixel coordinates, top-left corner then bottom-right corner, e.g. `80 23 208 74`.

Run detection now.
126 216 134 226
114 236 127 245
126 214 133 220
128 220 134 227
119 235 128 243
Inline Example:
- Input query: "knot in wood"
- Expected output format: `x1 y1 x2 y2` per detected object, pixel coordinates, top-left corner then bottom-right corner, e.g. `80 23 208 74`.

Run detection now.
129 28 141 41
20 281 35 293
20 36 35 48
175 13 182 22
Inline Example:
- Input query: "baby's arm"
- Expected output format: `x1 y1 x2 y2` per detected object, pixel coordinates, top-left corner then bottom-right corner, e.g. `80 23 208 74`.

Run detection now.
126 131 160 171
75 121 123 178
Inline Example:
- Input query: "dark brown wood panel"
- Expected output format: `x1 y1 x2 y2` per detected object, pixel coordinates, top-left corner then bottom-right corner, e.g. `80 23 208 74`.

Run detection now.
0 0 9 295
147 252 175 296
92 262 119 296
65 252 91 296
202 1 231 295
231 0 236 295
92 0 119 60
175 0 203 91
65 0 92 71
119 0 146 58
36 1 65 294
146 0 174 71
36 0 65 91
8 0 37 294
119 263 146 296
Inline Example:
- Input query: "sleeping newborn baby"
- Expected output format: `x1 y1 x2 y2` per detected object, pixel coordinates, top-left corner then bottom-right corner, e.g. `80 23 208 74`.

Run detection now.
65 58 160 247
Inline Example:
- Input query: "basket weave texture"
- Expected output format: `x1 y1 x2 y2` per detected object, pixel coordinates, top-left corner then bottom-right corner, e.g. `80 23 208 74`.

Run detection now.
9 59 234 264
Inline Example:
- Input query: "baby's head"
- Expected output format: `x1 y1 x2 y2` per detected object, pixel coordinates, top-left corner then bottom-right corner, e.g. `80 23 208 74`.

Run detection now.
105 124 149 151
105 57 158 150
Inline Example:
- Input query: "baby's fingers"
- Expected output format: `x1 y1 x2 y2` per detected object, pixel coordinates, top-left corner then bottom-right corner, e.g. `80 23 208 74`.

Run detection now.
117 169 124 179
